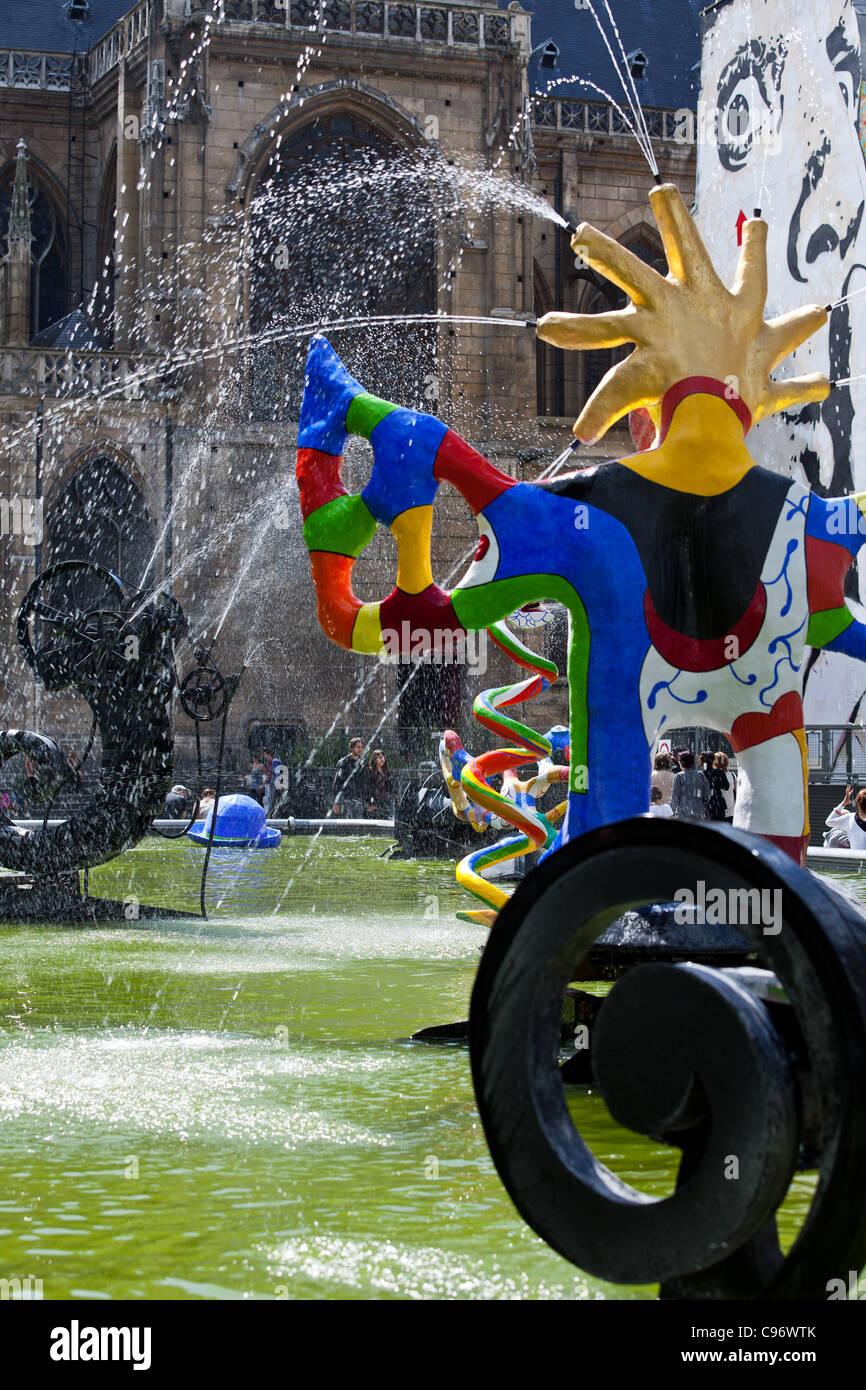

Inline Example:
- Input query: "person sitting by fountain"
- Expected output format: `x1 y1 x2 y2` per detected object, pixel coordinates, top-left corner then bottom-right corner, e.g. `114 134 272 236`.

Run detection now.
332 737 365 818
365 749 392 818
670 750 711 821
826 785 866 849
164 785 192 819
198 788 217 816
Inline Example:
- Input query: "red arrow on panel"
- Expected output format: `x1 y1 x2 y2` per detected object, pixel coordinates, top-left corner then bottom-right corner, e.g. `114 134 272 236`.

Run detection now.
736 209 747 246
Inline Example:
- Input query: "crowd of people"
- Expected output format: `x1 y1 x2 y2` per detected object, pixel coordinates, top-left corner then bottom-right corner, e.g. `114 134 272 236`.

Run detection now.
159 742 393 824
650 748 737 823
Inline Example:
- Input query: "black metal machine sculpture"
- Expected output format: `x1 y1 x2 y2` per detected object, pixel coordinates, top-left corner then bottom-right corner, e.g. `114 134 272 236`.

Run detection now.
0 560 240 921
470 817 866 1299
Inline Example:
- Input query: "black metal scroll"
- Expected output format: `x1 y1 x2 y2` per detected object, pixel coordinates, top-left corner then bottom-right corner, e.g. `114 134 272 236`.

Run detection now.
469 817 866 1299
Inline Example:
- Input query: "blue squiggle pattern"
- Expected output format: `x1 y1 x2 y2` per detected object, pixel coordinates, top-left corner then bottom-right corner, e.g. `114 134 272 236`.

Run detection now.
785 495 808 522
764 538 798 618
758 618 806 706
768 614 807 665
728 665 758 687
648 670 708 711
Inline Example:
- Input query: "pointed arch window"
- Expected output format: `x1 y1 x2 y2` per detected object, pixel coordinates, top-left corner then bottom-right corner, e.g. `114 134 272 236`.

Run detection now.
246 111 439 421
0 172 67 337
48 457 156 592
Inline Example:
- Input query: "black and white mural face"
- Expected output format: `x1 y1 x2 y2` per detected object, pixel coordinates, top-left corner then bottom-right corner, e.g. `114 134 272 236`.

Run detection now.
697 0 866 722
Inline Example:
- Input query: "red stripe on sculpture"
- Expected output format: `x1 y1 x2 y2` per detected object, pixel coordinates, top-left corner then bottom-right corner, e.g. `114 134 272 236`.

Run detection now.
643 583 766 672
297 448 345 522
659 377 752 443
433 429 516 513
806 535 853 613
379 584 466 657
762 832 809 868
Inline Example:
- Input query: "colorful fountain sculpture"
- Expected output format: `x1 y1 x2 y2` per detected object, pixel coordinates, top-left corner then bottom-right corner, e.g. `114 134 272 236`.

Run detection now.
298 185 866 1298
299 184 866 871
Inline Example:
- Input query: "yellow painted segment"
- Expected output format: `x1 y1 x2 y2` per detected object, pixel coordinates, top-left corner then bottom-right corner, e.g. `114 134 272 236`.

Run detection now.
352 602 383 655
793 727 810 838
456 857 509 910
457 908 498 927
391 505 434 595
854 493 866 524
622 395 755 496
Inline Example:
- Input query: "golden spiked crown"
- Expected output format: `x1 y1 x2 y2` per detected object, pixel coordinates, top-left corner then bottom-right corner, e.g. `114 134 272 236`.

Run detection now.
537 183 831 444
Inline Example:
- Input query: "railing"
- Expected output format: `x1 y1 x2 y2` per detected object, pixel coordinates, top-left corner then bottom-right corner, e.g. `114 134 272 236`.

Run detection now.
532 96 696 145
89 0 149 81
4 1 525 93
0 52 74 91
0 348 159 401
806 725 866 782
88 0 526 81
214 0 525 50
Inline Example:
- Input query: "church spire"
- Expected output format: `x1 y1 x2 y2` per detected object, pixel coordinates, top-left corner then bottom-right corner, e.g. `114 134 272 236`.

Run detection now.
8 138 32 246
4 137 33 344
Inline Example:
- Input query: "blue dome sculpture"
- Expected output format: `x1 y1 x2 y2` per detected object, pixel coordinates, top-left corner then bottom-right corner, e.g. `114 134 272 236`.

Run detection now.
187 793 281 848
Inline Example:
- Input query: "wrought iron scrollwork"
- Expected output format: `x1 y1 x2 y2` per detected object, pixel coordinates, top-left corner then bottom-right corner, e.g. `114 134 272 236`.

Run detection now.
470 817 866 1298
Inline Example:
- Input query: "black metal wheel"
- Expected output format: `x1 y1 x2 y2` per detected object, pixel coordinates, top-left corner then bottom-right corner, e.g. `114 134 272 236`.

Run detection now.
17 562 130 692
179 666 227 723
469 816 866 1299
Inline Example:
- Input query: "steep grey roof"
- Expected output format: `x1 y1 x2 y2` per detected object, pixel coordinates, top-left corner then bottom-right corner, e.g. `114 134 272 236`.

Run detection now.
0 0 134 53
30 308 105 349
525 0 705 109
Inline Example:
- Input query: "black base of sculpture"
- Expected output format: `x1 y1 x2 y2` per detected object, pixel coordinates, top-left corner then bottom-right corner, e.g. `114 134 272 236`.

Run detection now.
582 903 752 977
470 817 866 1299
393 774 499 859
0 874 193 924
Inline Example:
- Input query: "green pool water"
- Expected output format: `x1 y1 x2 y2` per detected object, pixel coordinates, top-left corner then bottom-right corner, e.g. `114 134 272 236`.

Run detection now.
0 836 827 1300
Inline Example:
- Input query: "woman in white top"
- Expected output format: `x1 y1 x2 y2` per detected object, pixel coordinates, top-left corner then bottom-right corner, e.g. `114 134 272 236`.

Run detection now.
826 784 866 848
651 753 675 804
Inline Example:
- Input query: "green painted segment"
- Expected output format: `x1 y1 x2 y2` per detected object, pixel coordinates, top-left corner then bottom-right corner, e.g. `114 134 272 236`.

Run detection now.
488 619 558 680
346 392 396 439
807 606 853 650
452 573 590 792
303 494 377 557
566 592 590 794
473 687 550 758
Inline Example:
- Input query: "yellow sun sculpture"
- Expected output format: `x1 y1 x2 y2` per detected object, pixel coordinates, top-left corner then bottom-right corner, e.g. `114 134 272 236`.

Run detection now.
537 183 830 445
